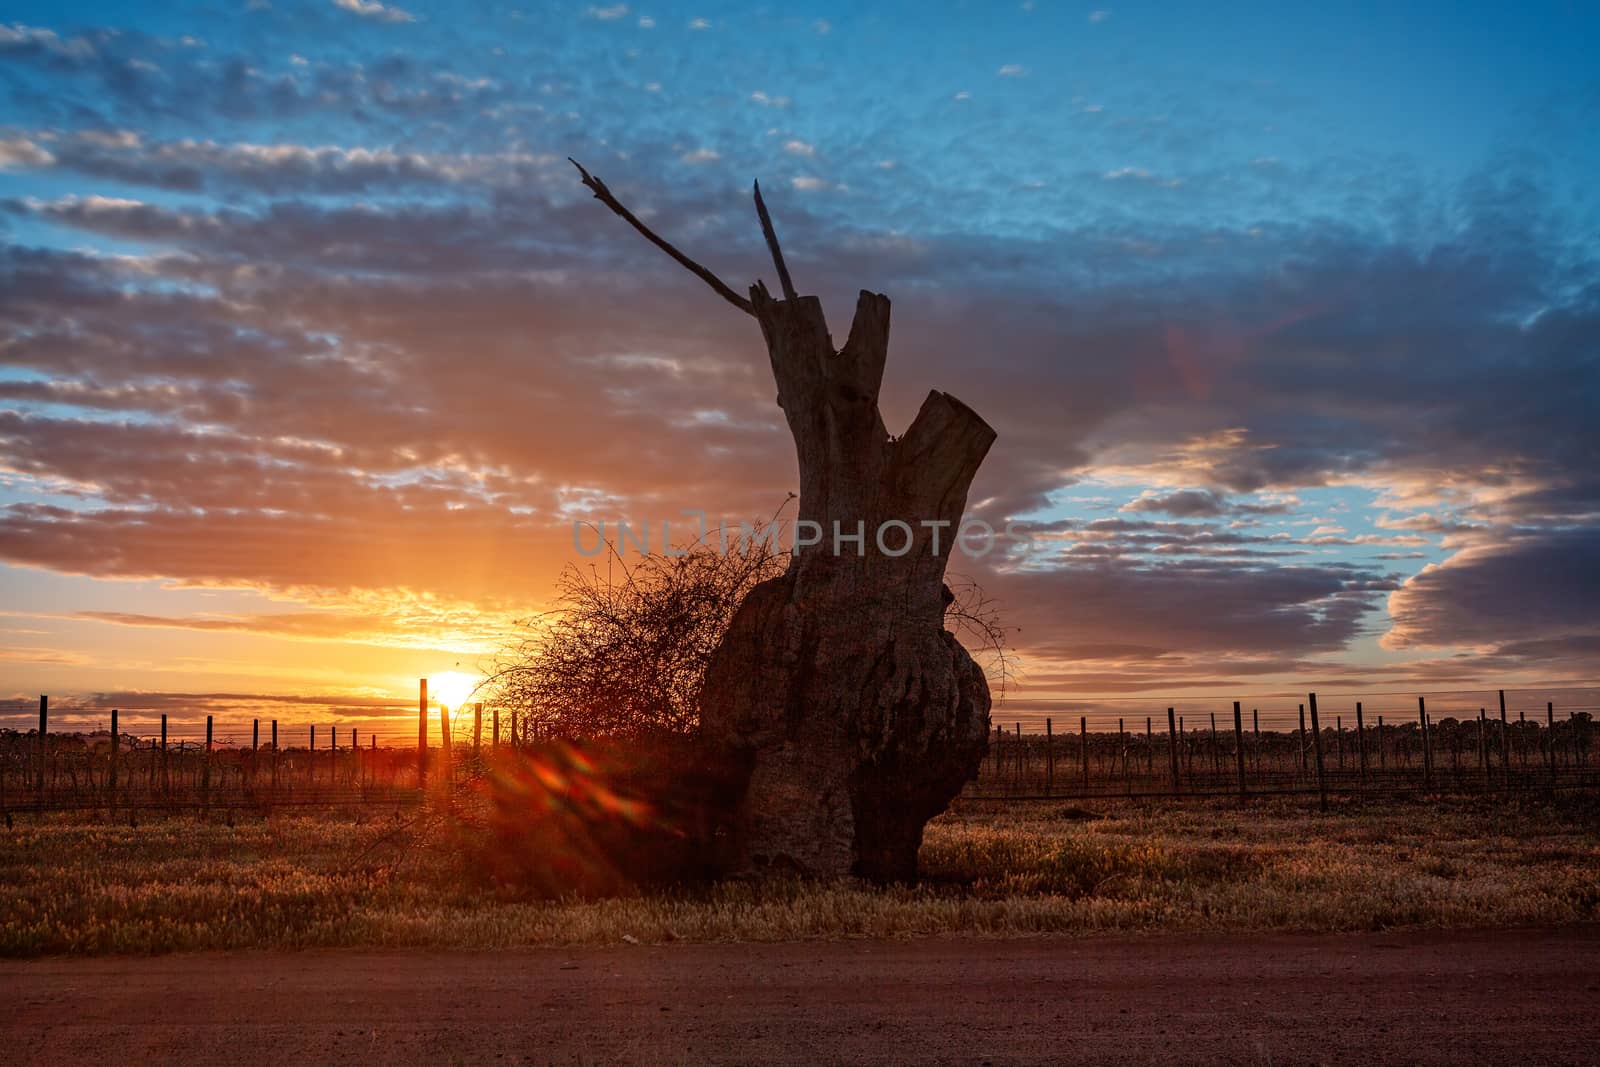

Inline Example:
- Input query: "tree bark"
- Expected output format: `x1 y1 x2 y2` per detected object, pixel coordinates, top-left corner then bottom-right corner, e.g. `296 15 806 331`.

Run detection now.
572 162 996 882
700 288 995 882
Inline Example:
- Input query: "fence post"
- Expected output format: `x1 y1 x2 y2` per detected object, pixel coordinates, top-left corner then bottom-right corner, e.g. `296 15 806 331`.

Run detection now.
109 708 119 811
1252 709 1261 775
310 724 316 786
160 713 169 797
1044 718 1053 796
1547 702 1557 782
1145 716 1153 779
1308 692 1328 812
1232 701 1247 801
1478 708 1490 785
1080 716 1089 792
1119 717 1128 790
1418 697 1432 792
1298 704 1308 771
1498 691 1511 785
271 719 279 791
1166 707 1181 794
203 714 213 810
36 694 47 808
493 706 500 750
1355 701 1368 787
1210 712 1219 774
474 703 483 754
417 678 429 790
1014 722 1023 791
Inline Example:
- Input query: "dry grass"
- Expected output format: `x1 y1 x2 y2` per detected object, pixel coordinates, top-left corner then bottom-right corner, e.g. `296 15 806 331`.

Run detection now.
2 794 1597 955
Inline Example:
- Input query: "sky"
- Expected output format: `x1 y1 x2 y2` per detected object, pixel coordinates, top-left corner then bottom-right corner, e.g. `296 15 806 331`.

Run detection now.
1 1 1597 738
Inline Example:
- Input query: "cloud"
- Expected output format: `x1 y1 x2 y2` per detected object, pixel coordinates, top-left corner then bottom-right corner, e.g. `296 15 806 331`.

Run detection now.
1384 528 1600 657
1088 10 1111 23
783 139 815 157
1121 489 1229 518
688 17 710 30
585 4 629 20
680 147 720 164
332 0 415 23
0 135 55 169
997 64 1027 77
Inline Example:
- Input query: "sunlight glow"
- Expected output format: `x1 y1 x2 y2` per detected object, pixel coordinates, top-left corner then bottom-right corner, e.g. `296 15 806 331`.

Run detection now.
429 670 481 710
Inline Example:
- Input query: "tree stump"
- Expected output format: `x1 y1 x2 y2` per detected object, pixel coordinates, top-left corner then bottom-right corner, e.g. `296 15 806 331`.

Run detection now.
573 161 995 882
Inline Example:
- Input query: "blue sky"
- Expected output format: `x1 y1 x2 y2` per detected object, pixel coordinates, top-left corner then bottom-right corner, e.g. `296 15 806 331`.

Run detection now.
1 1 1597 729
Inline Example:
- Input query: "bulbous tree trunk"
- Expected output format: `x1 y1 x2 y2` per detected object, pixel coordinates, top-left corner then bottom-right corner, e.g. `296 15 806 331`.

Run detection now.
571 161 996 882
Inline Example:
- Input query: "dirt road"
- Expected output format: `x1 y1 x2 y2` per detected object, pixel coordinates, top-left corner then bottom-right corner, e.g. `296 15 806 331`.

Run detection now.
5 927 1597 1065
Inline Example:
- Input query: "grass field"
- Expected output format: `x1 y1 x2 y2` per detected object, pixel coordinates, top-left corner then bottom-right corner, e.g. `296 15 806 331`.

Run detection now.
3 794 1597 956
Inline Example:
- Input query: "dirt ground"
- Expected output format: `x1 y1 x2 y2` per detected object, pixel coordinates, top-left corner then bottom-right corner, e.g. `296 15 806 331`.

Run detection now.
5 927 1597 1065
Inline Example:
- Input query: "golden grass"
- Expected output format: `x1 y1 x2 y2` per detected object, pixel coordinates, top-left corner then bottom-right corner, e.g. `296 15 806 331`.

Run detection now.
2 795 1597 955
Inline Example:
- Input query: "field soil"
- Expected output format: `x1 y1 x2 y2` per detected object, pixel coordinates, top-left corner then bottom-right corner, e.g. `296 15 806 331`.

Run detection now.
5 927 1597 1065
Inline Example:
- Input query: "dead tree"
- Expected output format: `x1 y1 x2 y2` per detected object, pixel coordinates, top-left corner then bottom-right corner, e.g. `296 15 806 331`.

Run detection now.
572 160 994 881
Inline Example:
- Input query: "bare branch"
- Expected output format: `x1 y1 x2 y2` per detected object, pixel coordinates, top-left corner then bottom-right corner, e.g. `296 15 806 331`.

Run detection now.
569 158 755 316
752 180 798 302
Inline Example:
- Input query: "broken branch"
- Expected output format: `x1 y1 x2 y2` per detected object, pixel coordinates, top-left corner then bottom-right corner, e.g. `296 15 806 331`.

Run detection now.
569 157 755 316
752 180 798 302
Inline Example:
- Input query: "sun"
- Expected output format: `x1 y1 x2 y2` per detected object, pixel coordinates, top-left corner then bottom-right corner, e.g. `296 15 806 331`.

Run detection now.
429 670 481 710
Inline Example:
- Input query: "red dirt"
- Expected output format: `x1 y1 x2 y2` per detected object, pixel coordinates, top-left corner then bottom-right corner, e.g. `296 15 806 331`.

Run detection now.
4 927 1598 1065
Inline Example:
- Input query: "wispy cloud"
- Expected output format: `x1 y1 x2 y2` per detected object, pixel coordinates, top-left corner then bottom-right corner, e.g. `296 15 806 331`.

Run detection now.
332 0 415 24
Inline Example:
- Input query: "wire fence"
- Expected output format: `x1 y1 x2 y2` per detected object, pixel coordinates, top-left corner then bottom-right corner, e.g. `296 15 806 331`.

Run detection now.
967 688 1598 804
3 686 1596 813
0 696 530 814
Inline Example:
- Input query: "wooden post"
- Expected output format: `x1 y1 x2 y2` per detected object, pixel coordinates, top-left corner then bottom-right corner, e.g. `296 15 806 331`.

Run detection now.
203 714 213 809
493 706 500 750
160 713 169 796
1298 704 1308 771
1044 718 1054 796
1547 702 1557 781
1145 716 1153 777
474 702 483 754
1080 716 1089 792
1119 717 1127 789
310 724 316 785
1478 708 1490 784
36 694 47 807
441 706 454 789
1498 691 1511 784
1013 722 1022 791
1377 714 1386 769
1232 701 1247 800
271 719 279 790
1308 692 1328 813
1519 710 1528 770
417 678 429 789
1418 697 1432 791
109 708 119 809
1355 701 1368 786
1252 708 1261 774
1166 707 1181 794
